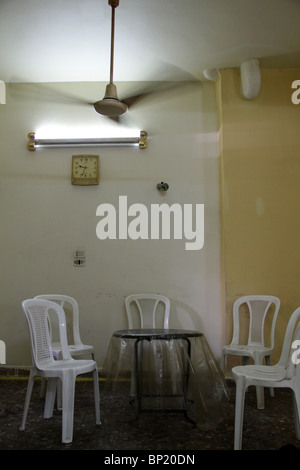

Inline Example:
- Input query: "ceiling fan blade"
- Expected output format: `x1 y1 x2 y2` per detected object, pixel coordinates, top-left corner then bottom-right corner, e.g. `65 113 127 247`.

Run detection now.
108 115 121 123
122 91 153 108
9 83 93 107
121 80 197 109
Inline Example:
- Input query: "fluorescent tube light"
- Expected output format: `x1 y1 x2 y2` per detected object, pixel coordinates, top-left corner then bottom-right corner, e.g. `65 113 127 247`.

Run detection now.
27 131 148 150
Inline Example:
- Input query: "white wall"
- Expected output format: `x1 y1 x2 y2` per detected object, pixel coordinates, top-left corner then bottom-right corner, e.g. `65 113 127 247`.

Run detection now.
0 80 223 367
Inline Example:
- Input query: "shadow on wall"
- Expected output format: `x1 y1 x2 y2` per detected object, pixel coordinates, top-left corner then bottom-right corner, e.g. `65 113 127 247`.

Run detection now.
171 300 204 332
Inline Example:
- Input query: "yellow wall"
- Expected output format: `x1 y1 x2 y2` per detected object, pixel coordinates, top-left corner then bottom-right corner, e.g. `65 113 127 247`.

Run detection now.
218 68 300 368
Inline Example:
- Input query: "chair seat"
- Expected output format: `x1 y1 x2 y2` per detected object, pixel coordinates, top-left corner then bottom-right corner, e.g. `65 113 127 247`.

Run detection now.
232 364 287 384
52 342 94 359
38 358 96 376
224 344 273 355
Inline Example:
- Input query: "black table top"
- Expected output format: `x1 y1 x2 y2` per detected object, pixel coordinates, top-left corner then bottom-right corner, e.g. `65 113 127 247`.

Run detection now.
113 329 203 340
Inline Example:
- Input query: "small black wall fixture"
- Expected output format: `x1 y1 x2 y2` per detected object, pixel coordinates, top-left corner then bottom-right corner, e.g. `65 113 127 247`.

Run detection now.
157 182 169 191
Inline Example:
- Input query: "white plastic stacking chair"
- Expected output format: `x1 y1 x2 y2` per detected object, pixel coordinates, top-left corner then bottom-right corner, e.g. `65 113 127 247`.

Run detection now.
34 295 94 360
34 295 95 405
125 294 170 397
221 295 280 408
20 299 100 444
232 306 300 450
125 294 170 329
0 340 5 364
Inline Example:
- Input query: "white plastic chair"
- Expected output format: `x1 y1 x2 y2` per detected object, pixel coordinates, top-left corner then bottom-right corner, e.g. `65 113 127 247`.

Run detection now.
20 299 100 444
0 340 5 364
125 294 170 397
125 294 170 329
34 295 94 360
35 294 94 405
221 295 280 408
232 306 300 450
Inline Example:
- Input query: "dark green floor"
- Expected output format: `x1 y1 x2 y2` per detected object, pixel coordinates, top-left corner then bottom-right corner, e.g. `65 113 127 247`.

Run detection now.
0 378 299 451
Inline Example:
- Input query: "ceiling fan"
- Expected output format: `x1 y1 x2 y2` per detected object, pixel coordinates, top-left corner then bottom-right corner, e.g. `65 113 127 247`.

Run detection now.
93 0 199 120
93 0 128 117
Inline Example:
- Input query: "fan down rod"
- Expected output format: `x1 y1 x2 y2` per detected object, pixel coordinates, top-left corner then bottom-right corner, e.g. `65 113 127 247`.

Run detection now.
109 0 119 84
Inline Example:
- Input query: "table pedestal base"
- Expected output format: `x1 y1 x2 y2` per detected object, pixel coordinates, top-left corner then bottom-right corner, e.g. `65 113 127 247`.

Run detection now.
133 336 196 424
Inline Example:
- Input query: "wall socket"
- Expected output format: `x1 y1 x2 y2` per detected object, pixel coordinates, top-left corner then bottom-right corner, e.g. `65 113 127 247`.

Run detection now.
73 250 85 267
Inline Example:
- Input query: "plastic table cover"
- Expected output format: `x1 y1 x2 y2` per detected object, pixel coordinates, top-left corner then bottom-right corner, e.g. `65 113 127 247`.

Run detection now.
102 329 229 428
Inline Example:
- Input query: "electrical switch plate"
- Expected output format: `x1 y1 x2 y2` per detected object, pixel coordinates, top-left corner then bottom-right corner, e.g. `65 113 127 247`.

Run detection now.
73 250 85 267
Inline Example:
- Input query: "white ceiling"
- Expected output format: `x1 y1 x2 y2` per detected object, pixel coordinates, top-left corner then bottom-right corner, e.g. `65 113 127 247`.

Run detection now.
1 0 300 83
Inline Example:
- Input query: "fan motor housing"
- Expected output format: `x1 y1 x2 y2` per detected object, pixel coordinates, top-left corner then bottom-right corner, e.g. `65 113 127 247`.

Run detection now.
109 0 119 7
94 98 127 117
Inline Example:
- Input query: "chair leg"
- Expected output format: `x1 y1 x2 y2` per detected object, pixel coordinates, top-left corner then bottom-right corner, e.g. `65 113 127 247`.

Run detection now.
20 370 35 431
255 386 265 409
253 354 265 409
265 356 274 397
61 372 76 444
242 356 250 365
234 375 246 450
40 377 47 398
56 379 62 410
44 378 57 419
220 351 225 372
292 391 300 440
93 368 101 425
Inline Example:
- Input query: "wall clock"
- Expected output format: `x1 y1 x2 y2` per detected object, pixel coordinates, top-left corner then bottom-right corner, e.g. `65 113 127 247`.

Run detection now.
72 155 99 185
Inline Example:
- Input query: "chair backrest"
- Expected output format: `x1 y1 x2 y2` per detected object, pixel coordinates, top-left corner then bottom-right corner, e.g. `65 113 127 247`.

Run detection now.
22 299 72 369
34 295 82 346
231 295 280 347
125 294 170 329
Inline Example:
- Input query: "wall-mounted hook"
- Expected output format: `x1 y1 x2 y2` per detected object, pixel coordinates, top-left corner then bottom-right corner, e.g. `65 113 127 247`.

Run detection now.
157 181 169 192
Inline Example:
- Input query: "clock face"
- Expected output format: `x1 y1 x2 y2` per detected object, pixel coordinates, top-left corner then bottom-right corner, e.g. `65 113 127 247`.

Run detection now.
72 155 99 185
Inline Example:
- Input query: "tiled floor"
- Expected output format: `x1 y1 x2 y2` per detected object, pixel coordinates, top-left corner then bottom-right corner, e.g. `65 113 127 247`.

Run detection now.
0 377 299 451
